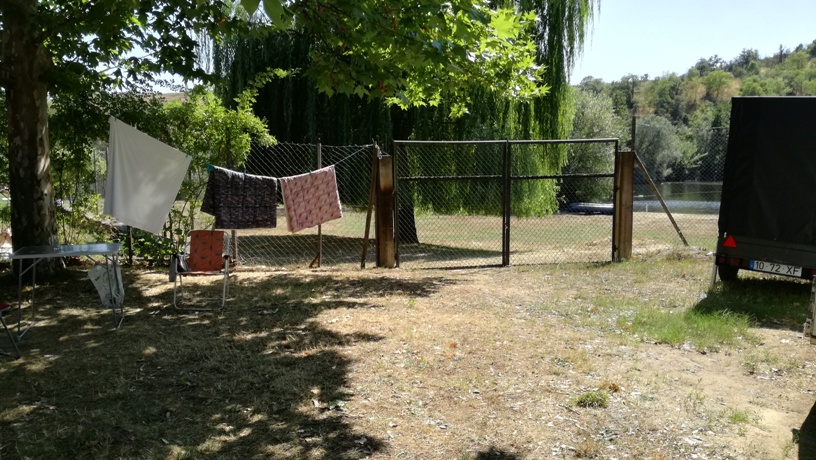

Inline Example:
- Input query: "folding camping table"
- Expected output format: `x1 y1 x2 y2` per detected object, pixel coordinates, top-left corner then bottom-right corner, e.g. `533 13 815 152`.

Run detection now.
10 243 124 345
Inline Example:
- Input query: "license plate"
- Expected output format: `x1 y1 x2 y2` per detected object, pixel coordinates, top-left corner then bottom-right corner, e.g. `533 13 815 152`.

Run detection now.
749 260 802 277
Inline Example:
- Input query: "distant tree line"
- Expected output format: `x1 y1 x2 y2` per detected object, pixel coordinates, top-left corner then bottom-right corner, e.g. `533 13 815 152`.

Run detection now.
577 39 816 185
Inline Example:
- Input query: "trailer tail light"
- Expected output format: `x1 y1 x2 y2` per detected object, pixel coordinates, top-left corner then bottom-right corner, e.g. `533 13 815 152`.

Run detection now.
717 255 741 267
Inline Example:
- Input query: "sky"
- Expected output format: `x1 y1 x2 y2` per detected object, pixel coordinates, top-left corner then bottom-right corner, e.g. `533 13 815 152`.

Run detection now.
570 0 816 84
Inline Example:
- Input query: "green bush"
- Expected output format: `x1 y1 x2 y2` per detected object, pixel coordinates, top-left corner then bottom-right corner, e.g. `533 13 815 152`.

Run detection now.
573 390 609 408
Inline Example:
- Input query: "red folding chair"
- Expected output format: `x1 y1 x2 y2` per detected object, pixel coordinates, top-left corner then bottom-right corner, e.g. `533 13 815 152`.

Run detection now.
173 230 231 311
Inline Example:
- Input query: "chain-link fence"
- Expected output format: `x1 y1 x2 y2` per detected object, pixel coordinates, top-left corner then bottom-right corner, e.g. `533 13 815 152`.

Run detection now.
91 127 726 270
511 141 617 265
395 139 619 269
236 142 376 268
396 141 505 268
632 126 727 253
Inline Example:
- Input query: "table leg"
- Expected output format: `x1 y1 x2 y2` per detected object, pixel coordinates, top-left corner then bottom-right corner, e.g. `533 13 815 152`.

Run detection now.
105 255 125 329
16 258 23 335
17 257 39 339
0 314 21 358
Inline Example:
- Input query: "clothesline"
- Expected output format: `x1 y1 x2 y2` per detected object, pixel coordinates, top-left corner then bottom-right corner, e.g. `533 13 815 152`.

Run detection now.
332 144 374 167
204 143 374 175
201 163 343 233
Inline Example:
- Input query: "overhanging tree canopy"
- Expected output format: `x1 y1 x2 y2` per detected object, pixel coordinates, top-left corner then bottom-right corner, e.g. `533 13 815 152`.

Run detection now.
216 0 597 217
1 0 544 274
1 0 239 272
238 0 546 116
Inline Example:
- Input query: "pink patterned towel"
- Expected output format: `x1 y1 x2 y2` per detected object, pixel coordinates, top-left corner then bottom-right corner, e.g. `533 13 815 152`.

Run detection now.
279 165 343 233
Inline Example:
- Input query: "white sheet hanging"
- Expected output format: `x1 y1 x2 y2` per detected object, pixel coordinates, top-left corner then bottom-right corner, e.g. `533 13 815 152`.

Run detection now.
104 117 191 234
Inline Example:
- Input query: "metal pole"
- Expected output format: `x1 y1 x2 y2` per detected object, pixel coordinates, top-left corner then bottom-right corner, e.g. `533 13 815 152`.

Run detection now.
316 142 323 267
612 146 620 262
361 143 378 268
393 143 400 268
127 226 133 265
226 133 238 264
502 141 511 266
634 154 688 246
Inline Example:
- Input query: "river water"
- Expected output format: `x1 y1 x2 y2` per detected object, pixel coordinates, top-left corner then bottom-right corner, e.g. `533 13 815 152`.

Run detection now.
633 182 722 214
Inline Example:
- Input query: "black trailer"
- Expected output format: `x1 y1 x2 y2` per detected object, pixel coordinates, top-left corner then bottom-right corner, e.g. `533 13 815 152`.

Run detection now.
714 97 816 283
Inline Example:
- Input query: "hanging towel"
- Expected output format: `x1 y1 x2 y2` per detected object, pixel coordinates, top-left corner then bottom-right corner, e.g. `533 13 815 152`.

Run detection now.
201 165 277 229
279 165 343 233
104 117 191 234
88 264 125 309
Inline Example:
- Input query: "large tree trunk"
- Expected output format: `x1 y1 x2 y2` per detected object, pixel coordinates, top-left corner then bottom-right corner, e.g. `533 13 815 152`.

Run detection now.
2 0 62 277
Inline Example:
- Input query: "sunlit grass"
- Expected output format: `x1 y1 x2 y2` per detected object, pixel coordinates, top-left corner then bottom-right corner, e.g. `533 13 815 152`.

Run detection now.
630 307 755 351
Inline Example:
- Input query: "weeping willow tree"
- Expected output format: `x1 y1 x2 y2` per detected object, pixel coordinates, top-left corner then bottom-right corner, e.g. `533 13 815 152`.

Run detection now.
214 31 393 146
406 0 598 216
214 0 598 216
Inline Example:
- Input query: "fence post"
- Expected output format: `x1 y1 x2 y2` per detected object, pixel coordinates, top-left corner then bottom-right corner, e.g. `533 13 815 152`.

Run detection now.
613 148 634 262
393 142 402 267
311 142 323 268
502 141 511 266
226 134 238 264
375 153 396 268
360 143 379 268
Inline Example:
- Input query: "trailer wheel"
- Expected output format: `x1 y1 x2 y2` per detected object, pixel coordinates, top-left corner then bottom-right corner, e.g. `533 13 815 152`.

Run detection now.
718 265 739 282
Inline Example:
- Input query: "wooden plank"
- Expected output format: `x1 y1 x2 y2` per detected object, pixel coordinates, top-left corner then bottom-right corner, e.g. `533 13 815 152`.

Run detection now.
376 155 396 268
633 153 689 247
614 151 634 261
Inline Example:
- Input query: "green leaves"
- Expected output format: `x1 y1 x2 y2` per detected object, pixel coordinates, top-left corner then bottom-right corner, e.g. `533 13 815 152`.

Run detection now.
232 0 546 116
490 9 518 40
262 0 292 28
241 0 262 15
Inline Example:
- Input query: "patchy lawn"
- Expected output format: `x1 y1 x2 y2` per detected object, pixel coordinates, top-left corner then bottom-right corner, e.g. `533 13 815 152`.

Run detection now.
0 248 814 459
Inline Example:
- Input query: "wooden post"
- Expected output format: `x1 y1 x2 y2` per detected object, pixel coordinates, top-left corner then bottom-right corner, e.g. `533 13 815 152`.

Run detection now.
361 143 378 268
613 150 634 261
633 154 689 247
375 154 396 268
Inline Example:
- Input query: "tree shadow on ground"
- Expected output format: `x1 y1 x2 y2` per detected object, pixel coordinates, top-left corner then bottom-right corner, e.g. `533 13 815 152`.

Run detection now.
0 266 454 458
473 446 522 459
236 234 375 267
693 277 811 331
398 242 503 268
798 399 816 460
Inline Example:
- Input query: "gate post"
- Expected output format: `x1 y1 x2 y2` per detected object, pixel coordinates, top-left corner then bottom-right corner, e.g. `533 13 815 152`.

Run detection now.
502 141 511 266
613 149 634 261
376 154 396 268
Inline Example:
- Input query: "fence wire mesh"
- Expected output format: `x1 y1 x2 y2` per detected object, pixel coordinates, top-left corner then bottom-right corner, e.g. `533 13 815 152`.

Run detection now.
237 142 376 268
396 142 505 268
395 140 616 269
510 142 615 265
632 126 727 254
92 128 725 270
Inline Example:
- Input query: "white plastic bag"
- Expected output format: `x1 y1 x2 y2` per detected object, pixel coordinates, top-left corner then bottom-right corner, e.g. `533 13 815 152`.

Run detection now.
88 264 125 308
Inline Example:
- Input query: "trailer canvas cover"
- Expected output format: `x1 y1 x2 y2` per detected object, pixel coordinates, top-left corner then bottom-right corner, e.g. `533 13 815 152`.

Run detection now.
719 97 816 244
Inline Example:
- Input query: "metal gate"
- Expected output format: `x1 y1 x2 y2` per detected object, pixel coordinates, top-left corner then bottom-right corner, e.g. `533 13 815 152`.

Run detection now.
394 139 621 269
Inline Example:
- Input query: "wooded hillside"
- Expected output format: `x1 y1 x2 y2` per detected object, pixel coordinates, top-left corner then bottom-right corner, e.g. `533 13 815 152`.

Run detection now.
573 39 816 182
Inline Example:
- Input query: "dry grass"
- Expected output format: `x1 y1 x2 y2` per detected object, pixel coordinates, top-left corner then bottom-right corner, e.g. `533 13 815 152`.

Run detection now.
0 248 815 459
233 210 717 270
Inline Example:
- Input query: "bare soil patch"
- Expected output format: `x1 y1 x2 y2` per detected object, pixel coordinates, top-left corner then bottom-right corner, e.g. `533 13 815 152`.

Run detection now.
0 249 814 459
